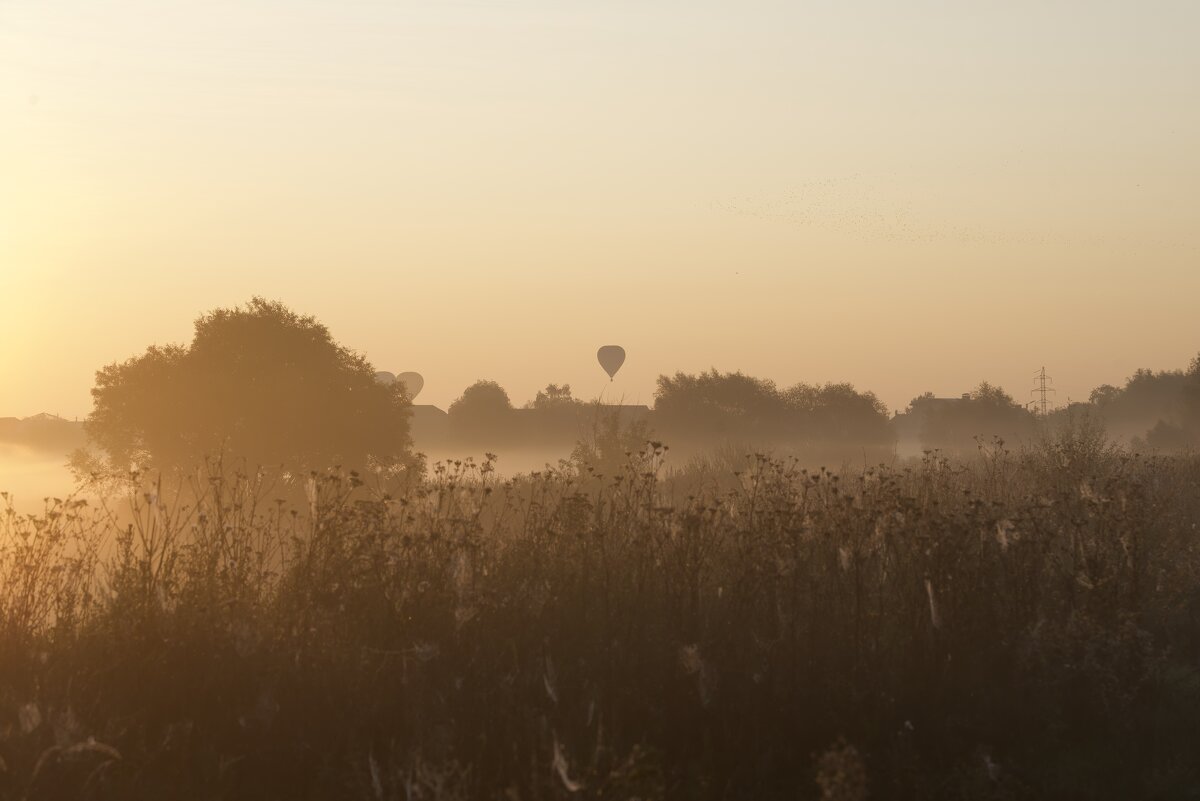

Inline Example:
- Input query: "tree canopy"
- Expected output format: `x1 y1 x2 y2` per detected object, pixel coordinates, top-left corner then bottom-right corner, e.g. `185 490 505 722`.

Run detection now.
654 370 786 440
447 380 514 441
914 382 1034 452
1085 356 1200 445
653 369 893 455
527 383 581 411
80 298 411 474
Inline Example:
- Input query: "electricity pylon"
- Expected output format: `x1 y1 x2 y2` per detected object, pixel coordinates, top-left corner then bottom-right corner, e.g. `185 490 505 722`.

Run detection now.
1031 367 1056 417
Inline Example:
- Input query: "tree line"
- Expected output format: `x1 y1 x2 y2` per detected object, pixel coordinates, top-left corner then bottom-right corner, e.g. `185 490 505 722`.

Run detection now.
71 299 1200 477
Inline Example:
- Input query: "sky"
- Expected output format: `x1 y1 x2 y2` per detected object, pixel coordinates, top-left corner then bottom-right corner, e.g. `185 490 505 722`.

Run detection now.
2 0 1198 418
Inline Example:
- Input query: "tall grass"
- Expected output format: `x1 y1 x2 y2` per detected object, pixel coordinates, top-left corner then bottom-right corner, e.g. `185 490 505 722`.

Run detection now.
1 433 1199 800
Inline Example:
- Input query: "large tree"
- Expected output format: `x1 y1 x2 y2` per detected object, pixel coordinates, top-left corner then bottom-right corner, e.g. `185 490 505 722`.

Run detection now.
783 382 893 449
447 380 513 443
80 298 411 474
654 370 787 442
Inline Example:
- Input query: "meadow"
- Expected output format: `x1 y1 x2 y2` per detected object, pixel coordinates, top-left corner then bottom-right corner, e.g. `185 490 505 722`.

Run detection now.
1 424 1199 800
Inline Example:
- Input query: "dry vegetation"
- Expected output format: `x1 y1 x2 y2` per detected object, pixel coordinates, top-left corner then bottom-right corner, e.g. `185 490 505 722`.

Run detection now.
2 424 1199 800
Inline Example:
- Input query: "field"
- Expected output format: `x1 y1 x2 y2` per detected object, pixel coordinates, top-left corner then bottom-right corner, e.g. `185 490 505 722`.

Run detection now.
1 427 1199 800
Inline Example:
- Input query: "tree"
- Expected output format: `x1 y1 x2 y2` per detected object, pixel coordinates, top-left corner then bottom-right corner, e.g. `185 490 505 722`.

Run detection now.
527 383 580 411
447 380 513 442
654 370 895 460
918 382 1034 453
1089 384 1121 406
783 382 892 449
1183 355 1200 434
78 298 411 474
1085 358 1198 443
519 383 588 447
654 370 787 442
1142 351 1200 450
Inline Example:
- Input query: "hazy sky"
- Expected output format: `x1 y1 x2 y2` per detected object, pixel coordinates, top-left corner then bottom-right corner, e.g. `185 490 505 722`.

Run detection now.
2 0 1198 418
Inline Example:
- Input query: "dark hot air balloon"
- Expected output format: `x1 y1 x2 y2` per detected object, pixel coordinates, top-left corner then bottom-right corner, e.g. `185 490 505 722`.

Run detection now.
597 346 625 381
396 372 424 400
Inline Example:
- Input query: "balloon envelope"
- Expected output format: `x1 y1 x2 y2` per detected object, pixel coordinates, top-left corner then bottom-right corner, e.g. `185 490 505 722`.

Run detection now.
597 345 626 380
396 371 424 400
374 371 396 385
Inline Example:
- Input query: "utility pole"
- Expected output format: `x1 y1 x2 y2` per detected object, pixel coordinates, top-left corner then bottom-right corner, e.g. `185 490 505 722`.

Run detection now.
1031 366 1056 417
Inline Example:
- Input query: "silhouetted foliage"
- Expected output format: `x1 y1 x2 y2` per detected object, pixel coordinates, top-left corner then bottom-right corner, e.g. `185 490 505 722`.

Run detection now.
77 297 411 474
1078 354 1200 450
783 381 893 449
915 382 1035 453
653 370 892 458
526 383 581 411
1183 356 1200 433
447 379 514 443
1089 362 1191 440
655 370 786 442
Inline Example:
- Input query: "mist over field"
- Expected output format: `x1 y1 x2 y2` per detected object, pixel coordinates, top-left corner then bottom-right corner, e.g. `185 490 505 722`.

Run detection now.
0 446 73 511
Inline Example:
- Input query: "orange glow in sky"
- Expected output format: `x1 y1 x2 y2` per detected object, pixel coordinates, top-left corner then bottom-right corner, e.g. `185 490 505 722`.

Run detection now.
2 1 1198 416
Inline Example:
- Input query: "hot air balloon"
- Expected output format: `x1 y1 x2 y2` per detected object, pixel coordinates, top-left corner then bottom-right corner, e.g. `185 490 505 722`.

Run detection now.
374 371 396 385
597 346 625 381
396 371 425 400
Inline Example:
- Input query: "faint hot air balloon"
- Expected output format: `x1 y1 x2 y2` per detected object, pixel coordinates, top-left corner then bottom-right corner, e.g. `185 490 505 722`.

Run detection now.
375 371 396 385
396 371 424 400
597 346 625 381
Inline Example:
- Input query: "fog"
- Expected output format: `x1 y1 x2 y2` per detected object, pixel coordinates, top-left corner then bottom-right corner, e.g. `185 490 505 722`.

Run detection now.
0 445 78 514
